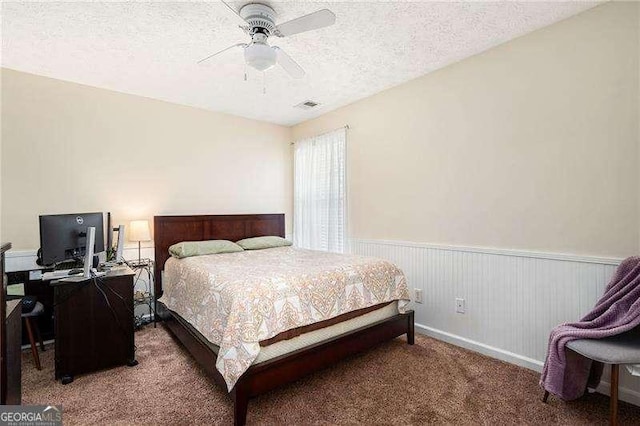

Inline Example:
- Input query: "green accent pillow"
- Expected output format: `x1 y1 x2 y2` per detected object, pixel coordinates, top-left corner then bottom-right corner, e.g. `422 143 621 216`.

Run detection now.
235 236 292 250
169 240 244 259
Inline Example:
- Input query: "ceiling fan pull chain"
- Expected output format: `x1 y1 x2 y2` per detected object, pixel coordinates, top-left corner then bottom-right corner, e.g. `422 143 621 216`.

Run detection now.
244 63 248 82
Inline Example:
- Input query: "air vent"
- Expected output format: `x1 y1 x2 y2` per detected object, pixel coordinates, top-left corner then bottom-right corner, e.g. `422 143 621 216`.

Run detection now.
295 100 319 110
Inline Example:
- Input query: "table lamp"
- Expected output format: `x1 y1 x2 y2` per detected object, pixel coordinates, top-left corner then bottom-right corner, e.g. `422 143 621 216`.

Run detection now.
129 220 151 263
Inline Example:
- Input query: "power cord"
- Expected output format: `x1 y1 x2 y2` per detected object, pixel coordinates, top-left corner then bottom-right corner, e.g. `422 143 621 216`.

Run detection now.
52 279 92 307
94 274 134 315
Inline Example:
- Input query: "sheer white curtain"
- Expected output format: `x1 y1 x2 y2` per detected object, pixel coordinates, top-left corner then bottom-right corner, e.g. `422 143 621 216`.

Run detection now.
293 128 346 253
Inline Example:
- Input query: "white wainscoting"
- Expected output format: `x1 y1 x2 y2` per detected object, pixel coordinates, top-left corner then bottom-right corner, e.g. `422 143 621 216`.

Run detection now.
350 238 640 406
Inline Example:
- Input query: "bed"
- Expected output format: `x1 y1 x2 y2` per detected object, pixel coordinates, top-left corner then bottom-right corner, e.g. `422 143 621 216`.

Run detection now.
153 214 414 425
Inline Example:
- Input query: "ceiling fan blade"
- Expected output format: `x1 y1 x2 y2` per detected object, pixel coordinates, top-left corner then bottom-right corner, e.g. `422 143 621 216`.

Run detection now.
197 43 246 64
274 47 305 79
220 0 248 25
275 9 336 37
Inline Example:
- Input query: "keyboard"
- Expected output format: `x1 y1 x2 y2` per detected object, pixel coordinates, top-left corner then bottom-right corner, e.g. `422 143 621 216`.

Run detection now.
42 269 107 281
42 269 73 280
59 275 91 283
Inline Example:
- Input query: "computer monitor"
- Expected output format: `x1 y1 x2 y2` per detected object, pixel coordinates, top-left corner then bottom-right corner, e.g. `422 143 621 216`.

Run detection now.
39 212 105 266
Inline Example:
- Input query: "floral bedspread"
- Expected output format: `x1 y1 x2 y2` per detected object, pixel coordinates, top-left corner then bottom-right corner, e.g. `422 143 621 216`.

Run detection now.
158 246 410 390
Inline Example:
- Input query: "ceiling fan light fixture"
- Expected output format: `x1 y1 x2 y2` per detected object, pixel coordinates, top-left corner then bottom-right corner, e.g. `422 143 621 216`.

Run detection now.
244 43 277 71
198 2 337 79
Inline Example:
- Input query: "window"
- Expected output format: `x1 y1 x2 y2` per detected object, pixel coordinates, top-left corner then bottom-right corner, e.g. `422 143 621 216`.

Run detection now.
293 128 346 252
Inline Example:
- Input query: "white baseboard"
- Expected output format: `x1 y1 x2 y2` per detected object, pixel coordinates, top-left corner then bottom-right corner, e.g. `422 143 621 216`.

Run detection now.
416 323 640 406
416 323 543 371
21 339 54 351
596 380 640 407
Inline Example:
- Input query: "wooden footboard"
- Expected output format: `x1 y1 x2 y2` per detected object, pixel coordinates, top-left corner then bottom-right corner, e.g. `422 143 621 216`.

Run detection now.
162 309 415 426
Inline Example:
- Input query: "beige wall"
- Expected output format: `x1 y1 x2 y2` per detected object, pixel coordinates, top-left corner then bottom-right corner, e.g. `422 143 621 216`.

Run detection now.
2 2 638 257
1 69 293 250
293 2 640 258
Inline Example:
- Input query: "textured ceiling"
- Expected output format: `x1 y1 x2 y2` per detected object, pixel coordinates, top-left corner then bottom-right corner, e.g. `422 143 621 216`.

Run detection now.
2 1 602 126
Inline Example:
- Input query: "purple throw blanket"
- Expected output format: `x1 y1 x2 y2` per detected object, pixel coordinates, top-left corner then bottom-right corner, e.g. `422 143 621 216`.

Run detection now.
540 256 640 400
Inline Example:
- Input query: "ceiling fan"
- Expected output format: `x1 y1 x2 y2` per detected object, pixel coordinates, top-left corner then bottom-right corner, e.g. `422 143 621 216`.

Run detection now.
198 1 336 79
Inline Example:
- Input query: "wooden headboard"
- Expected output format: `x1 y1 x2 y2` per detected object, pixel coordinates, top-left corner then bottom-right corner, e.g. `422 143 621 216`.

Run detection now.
153 214 285 298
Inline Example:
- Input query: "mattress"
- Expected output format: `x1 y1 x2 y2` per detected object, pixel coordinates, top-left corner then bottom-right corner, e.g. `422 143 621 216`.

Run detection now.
158 300 399 364
158 246 410 390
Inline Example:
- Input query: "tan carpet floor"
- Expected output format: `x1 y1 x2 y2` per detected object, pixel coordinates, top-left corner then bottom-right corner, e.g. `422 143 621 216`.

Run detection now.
21 324 640 425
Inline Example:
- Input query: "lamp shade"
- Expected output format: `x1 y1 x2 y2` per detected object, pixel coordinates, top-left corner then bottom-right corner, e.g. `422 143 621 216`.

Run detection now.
244 43 277 71
129 220 151 242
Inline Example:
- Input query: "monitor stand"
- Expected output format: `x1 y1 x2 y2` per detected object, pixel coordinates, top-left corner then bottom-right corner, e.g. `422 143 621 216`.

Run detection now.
82 227 95 278
56 227 105 282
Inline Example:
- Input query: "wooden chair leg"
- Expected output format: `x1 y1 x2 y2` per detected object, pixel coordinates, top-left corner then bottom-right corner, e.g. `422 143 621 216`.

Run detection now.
542 390 550 403
33 319 45 352
610 364 619 426
24 317 42 370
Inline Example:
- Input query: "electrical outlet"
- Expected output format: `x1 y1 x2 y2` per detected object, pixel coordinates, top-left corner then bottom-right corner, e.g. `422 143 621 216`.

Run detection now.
414 288 423 304
455 298 465 314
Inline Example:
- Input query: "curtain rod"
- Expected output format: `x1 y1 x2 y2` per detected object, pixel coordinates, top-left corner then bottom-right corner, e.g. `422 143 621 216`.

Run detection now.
291 125 350 145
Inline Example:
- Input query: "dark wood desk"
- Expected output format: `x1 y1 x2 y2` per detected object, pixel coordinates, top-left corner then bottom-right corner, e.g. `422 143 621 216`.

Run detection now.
53 267 137 384
4 300 21 404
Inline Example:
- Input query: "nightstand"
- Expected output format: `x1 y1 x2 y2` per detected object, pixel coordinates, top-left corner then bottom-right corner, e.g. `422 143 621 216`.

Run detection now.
127 259 155 329
53 267 136 384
